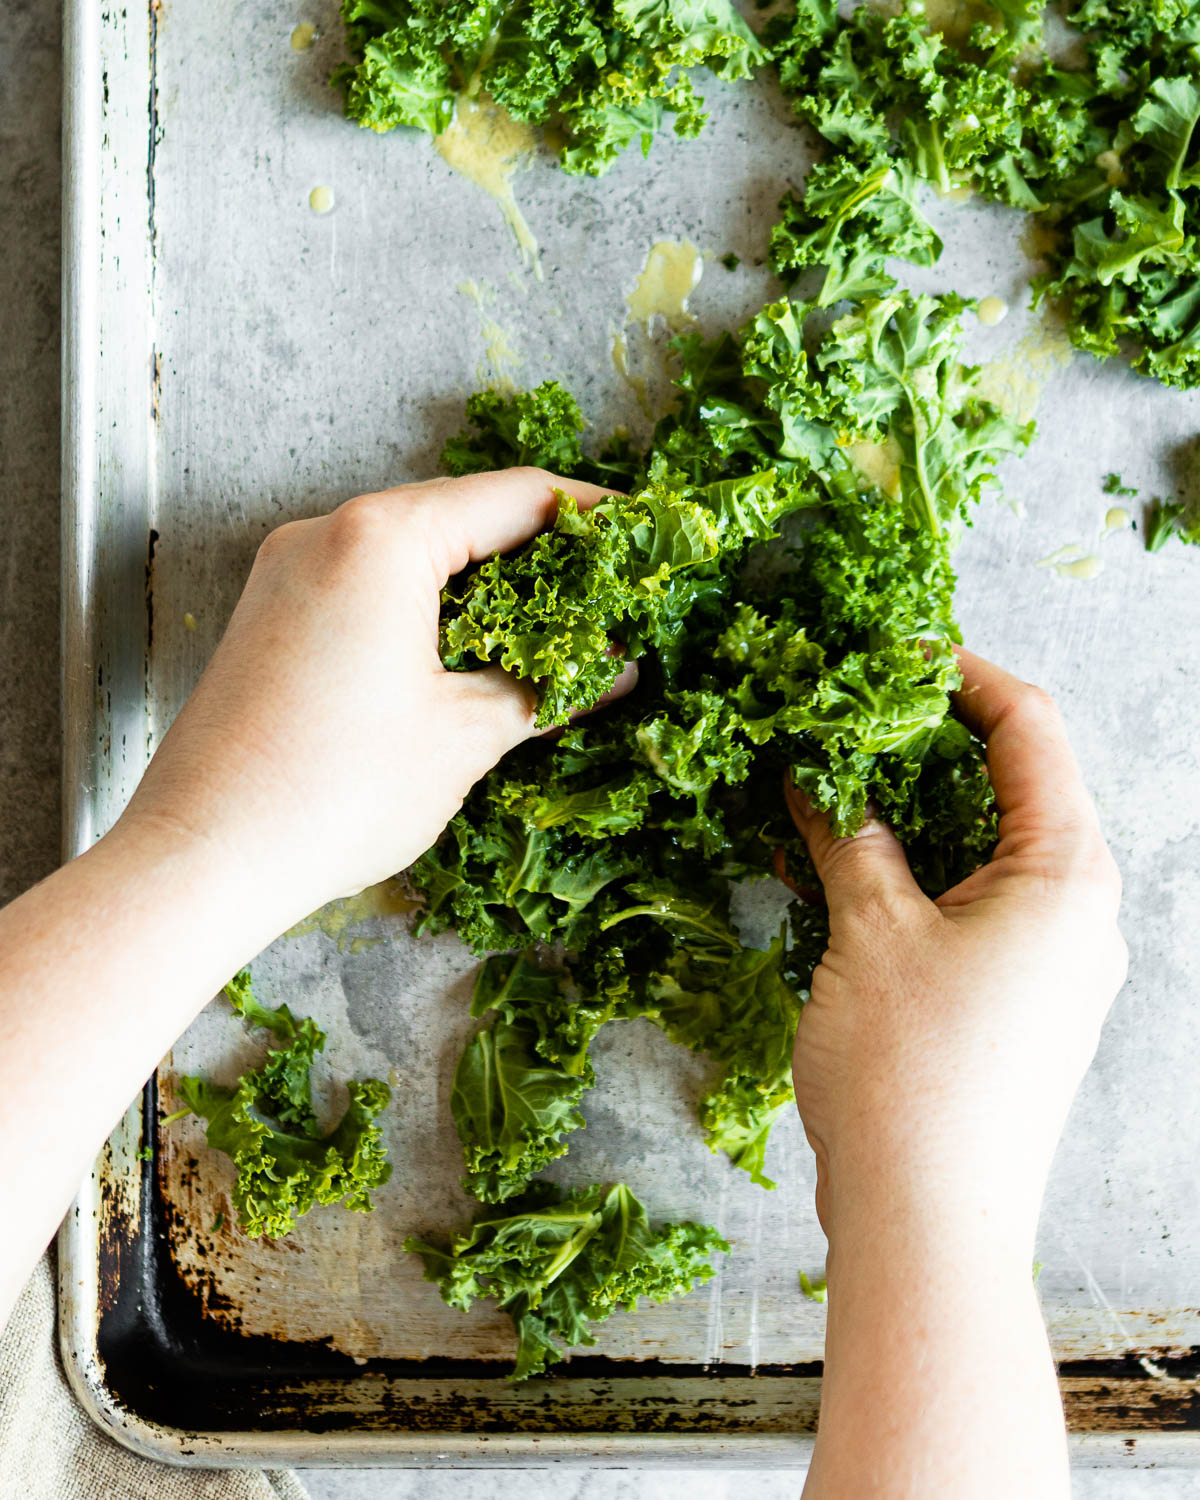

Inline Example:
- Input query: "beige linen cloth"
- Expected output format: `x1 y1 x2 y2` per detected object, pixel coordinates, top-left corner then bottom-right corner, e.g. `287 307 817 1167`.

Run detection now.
0 1250 309 1500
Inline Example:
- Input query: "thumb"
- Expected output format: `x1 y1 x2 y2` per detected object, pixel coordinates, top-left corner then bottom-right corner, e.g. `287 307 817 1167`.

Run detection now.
784 776 923 921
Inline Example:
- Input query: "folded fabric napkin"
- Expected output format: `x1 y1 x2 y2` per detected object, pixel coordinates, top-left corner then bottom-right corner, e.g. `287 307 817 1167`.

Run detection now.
0 1250 308 1500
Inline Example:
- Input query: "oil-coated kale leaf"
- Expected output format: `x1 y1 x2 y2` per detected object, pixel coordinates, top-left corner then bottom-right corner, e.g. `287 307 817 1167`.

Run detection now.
335 0 765 176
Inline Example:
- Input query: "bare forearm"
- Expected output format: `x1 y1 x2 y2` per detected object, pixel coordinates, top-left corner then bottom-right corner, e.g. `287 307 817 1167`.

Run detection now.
0 814 296 1321
804 1182 1066 1500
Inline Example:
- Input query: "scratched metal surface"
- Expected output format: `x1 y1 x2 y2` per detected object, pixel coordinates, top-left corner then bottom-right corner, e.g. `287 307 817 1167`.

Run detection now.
59 0 1200 1467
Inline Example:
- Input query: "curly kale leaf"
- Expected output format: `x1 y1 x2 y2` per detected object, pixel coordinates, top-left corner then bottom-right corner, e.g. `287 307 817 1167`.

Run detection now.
176 971 392 1239
1144 495 1200 549
440 469 810 727
769 2 1064 206
770 157 942 306
405 1180 727 1378
335 0 765 176
638 927 802 1186
441 382 587 477
451 1007 592 1202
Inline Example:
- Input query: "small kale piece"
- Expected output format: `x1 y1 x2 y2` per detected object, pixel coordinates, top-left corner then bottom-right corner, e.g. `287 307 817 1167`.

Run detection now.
442 383 587 478
405 1181 727 1378
636 926 803 1187
451 1010 591 1202
1103 472 1139 499
176 971 392 1239
770 157 942 307
450 951 632 1201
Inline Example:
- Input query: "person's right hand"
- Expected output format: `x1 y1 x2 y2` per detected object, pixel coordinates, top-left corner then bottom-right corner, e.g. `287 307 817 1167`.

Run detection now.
786 647 1127 1253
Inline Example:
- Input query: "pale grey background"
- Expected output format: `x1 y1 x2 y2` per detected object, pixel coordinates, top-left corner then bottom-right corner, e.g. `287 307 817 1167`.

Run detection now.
4 0 1199 1492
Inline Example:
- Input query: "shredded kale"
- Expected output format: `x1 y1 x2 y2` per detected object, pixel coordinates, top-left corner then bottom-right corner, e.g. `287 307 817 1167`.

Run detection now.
415 287 1024 1201
405 1180 728 1378
337 1 1200 386
1103 472 1139 499
334 0 766 176
176 971 392 1239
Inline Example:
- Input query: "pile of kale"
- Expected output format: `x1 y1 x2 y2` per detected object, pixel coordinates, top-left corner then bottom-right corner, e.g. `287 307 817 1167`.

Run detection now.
416 287 1026 1204
769 0 1200 405
334 0 764 175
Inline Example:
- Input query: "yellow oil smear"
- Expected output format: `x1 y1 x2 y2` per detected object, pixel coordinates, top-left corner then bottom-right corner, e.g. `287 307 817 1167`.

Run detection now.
626 240 703 334
977 295 1008 326
611 327 651 417
1103 506 1133 536
309 185 334 215
290 21 317 50
844 434 904 499
457 280 521 393
435 95 541 278
1020 214 1063 264
287 877 417 952
1095 148 1126 187
182 611 197 631
920 0 996 44
974 315 1074 423
1037 543 1104 581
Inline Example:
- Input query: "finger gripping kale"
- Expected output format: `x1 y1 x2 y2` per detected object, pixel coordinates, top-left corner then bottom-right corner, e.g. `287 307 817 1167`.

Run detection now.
440 470 808 727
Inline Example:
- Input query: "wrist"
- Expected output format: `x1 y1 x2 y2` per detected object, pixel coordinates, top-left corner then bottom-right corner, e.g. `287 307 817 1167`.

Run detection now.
97 805 304 963
818 1133 1046 1272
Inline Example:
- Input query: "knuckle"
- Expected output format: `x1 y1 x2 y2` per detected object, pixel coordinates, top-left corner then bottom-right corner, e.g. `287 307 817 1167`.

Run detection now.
323 492 408 563
509 464 554 486
254 519 300 563
1016 680 1061 722
1062 834 1122 899
830 866 912 933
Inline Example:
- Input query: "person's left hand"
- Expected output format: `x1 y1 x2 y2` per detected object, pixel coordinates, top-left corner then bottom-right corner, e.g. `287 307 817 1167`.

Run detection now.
121 468 633 923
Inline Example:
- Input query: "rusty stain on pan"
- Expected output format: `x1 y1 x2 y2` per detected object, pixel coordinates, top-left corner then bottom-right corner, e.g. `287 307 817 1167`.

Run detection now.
89 1090 1200 1446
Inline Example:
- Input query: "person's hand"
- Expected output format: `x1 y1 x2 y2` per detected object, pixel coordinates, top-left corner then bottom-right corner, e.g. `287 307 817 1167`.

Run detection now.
786 647 1127 1252
120 468 631 926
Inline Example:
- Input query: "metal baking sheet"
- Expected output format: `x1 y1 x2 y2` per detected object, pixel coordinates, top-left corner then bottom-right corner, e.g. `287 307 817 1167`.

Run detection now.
59 0 1200 1468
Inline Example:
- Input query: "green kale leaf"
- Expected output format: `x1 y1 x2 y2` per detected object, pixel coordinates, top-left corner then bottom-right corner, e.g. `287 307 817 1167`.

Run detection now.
405 1180 728 1377
451 1005 592 1202
175 971 392 1239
